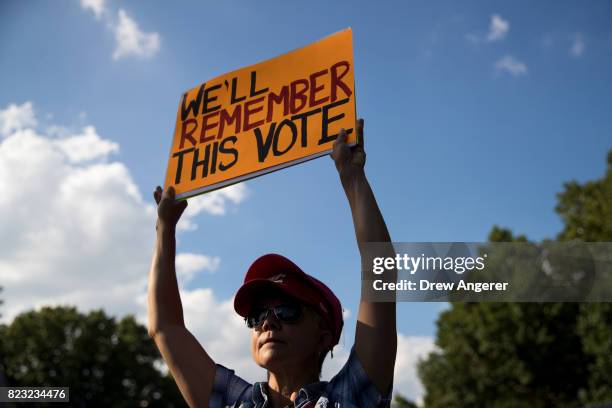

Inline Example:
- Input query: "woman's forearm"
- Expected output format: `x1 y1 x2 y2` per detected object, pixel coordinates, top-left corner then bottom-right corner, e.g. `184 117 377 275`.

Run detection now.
341 170 392 257
148 222 184 336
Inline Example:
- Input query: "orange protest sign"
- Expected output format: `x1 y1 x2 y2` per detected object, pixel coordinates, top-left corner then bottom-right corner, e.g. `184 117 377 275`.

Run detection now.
164 28 357 199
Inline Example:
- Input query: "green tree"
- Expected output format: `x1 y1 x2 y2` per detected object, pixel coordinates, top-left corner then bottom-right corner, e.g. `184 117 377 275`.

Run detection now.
562 152 612 405
393 393 418 408
419 151 612 408
1 306 184 407
557 151 612 405
556 151 612 242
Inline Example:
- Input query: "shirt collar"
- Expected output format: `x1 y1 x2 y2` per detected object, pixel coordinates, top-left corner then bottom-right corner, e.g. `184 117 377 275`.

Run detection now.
253 381 328 406
252 382 268 406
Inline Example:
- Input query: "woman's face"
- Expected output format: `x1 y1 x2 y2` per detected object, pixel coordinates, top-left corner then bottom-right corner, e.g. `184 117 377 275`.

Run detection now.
249 294 331 375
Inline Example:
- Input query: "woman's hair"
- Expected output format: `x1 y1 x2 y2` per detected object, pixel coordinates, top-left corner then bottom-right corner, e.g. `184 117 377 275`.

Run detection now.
305 305 332 379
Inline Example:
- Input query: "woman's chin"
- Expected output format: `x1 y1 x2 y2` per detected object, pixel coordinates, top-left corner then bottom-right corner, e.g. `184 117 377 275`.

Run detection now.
256 348 290 369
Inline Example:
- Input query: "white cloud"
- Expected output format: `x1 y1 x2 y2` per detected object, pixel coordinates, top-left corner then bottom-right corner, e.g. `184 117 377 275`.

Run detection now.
80 0 106 20
569 33 585 58
0 121 155 319
0 102 37 137
394 335 436 404
80 1 161 61
487 14 509 42
466 14 509 45
175 253 220 283
178 183 248 231
0 102 238 322
494 55 528 77
45 125 71 138
112 9 160 60
54 126 119 162
180 289 267 381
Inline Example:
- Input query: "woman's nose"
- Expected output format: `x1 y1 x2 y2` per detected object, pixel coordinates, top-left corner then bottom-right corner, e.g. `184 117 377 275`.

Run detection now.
260 310 281 331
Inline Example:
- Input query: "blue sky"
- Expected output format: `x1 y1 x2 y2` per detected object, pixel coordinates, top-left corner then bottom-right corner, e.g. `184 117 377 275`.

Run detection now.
1 0 611 401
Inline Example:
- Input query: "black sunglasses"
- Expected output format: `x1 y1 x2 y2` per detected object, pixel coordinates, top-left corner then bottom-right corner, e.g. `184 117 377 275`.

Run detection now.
245 304 303 328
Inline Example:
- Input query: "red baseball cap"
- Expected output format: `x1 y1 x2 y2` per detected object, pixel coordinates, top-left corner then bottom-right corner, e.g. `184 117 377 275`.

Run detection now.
234 254 343 346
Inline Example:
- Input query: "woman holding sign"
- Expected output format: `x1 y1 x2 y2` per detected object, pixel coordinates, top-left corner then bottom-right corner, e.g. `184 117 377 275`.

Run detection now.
148 119 397 407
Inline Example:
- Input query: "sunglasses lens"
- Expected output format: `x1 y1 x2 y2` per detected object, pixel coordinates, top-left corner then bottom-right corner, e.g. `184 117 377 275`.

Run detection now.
275 305 301 322
246 308 268 328
245 304 302 328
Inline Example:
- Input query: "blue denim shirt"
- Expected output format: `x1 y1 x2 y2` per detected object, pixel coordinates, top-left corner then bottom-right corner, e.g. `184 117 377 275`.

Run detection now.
209 346 392 407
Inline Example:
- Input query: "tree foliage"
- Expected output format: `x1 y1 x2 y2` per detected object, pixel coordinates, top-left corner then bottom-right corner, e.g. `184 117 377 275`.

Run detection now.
0 306 184 407
418 151 612 407
392 393 418 408
556 151 612 242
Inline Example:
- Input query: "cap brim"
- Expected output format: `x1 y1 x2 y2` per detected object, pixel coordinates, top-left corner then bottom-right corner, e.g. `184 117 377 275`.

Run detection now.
234 279 304 317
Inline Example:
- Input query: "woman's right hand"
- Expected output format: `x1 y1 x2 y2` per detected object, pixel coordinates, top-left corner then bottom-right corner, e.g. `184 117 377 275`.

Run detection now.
153 186 188 229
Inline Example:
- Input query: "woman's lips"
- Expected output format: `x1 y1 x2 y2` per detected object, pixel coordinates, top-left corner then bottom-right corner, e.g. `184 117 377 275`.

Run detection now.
260 338 286 347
